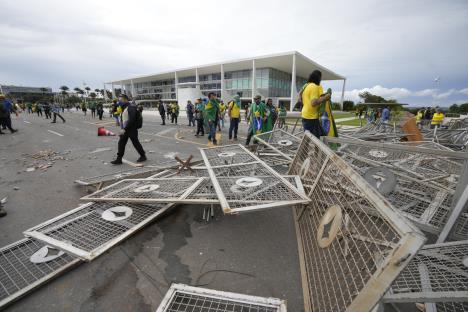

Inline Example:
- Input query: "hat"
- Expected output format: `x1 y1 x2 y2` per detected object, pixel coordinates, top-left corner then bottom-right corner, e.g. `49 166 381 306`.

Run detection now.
254 95 261 100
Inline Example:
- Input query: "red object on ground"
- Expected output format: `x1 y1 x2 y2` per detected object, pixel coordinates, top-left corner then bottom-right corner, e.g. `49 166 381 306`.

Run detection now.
97 127 116 136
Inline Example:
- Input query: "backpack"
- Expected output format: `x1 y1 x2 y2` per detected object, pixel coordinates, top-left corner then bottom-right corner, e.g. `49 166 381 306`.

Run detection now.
136 109 143 129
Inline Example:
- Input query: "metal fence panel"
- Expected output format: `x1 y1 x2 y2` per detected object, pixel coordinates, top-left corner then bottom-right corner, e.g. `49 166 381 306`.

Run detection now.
384 240 468 303
80 178 206 204
156 284 286 312
254 129 303 160
0 238 80 309
24 202 175 261
289 132 426 312
74 166 163 186
200 144 310 214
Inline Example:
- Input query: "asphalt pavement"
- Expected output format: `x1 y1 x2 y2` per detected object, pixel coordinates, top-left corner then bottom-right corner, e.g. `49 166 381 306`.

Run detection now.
0 110 304 312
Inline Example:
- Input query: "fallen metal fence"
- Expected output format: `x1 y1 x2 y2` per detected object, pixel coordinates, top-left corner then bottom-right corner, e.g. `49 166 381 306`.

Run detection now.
156 284 287 312
289 132 426 312
24 202 175 261
0 238 80 309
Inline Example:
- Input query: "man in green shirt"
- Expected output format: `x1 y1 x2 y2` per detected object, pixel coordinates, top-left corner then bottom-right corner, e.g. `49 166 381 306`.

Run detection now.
204 92 220 145
245 95 265 145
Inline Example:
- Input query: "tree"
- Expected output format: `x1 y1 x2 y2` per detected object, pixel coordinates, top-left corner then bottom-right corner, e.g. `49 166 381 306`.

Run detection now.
358 91 397 104
59 86 69 92
450 103 468 114
89 92 97 99
342 100 355 111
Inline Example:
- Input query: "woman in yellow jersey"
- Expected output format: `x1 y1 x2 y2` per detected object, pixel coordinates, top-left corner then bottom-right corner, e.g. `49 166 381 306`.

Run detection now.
301 70 330 138
431 108 444 129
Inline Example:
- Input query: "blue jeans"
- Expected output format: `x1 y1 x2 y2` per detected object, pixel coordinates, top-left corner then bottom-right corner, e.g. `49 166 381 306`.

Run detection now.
302 118 322 138
208 121 217 142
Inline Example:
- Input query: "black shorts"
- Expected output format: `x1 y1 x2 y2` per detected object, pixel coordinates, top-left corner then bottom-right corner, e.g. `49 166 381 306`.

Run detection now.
302 118 323 138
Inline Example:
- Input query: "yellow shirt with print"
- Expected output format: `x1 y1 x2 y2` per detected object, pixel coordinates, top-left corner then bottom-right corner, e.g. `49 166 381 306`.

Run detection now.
229 101 241 118
301 83 323 119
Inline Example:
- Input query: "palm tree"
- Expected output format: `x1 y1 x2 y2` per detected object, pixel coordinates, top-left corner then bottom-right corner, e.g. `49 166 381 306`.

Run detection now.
89 92 97 99
59 86 69 104
84 86 91 98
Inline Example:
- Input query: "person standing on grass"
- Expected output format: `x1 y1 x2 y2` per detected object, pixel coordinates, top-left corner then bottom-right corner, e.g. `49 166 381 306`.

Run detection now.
204 93 220 145
186 100 195 127
111 94 146 165
228 95 241 141
51 101 66 123
96 101 104 120
0 94 18 133
301 70 330 138
195 98 205 137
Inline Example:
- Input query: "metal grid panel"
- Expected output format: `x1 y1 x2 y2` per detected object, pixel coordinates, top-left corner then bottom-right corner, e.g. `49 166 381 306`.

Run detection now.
200 145 310 214
149 167 209 179
435 302 468 312
384 240 468 303
74 166 162 186
254 129 302 160
80 178 205 204
322 137 468 239
201 144 258 167
156 284 286 312
289 132 426 312
24 202 174 260
0 238 80 309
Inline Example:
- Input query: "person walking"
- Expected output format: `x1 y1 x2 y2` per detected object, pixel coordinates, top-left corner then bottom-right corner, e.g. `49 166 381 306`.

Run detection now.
171 102 179 125
194 98 205 137
245 95 265 145
43 101 52 119
278 102 287 128
186 100 195 127
111 94 146 165
381 105 391 123
26 102 33 114
51 101 66 123
89 101 97 118
96 101 104 120
301 70 330 138
0 94 18 133
158 101 166 125
218 101 226 130
111 100 121 126
228 95 241 141
81 102 87 116
204 93 220 145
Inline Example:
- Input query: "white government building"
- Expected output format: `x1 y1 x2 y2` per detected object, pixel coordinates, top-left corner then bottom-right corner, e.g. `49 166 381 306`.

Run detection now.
105 51 345 111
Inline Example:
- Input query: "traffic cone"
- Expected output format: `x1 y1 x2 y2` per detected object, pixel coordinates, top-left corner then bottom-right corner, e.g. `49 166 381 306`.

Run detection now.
98 127 116 136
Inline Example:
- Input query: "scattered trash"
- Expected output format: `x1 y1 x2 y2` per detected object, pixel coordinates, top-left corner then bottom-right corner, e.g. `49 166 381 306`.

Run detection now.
164 152 179 159
148 150 155 154
13 187 19 191
26 167 35 172
97 127 116 136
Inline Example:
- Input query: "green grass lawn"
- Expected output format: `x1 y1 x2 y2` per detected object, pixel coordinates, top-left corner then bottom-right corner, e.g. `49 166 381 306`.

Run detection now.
336 118 367 127
332 112 356 119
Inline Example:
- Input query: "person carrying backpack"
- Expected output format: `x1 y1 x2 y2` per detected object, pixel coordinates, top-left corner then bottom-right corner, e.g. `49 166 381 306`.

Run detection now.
110 94 146 165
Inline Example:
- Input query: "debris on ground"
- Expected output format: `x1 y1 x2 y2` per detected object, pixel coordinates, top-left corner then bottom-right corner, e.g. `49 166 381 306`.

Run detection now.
89 147 112 154
22 149 71 172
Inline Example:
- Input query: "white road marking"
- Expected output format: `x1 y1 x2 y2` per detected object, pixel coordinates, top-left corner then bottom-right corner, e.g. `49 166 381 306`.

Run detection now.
122 158 143 167
47 130 64 137
23 120 31 124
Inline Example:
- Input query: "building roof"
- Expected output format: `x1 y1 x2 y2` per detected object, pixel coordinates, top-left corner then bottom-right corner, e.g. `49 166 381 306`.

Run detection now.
107 51 345 84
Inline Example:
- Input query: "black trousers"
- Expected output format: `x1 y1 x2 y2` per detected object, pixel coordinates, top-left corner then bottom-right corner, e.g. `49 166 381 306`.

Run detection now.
196 119 204 135
53 112 65 122
160 114 165 124
97 110 104 120
1 115 14 131
171 114 178 124
188 114 195 126
229 118 239 139
117 129 145 158
44 109 51 119
37 109 43 116
91 109 96 118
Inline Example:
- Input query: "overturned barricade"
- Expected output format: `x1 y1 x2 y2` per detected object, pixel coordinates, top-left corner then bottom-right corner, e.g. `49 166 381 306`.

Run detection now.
288 132 426 312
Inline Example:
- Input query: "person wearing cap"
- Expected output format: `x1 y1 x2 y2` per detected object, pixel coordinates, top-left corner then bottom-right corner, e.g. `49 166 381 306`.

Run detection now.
194 98 205 137
228 94 241 141
204 93 220 145
0 94 18 133
301 70 330 138
111 94 146 165
158 100 166 125
245 95 265 145
431 107 445 129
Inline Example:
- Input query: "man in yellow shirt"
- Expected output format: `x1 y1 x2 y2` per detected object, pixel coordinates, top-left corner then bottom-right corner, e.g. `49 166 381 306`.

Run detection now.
431 107 444 129
300 70 330 138
228 94 241 140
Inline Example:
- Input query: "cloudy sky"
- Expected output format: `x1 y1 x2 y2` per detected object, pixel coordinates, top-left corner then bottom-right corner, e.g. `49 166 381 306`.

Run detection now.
1 0 467 106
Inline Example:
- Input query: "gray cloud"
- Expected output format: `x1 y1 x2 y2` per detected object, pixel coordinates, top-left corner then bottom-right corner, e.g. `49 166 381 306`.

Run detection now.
0 0 467 106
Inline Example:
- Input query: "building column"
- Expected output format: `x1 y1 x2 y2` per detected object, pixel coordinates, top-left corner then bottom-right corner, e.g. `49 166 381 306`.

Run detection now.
340 79 346 111
111 83 115 99
131 80 135 99
251 59 256 102
174 72 178 101
103 83 107 101
220 64 225 101
290 53 297 112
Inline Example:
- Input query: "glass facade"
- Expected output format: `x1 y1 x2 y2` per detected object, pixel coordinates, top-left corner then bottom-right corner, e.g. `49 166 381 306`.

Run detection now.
128 67 307 103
